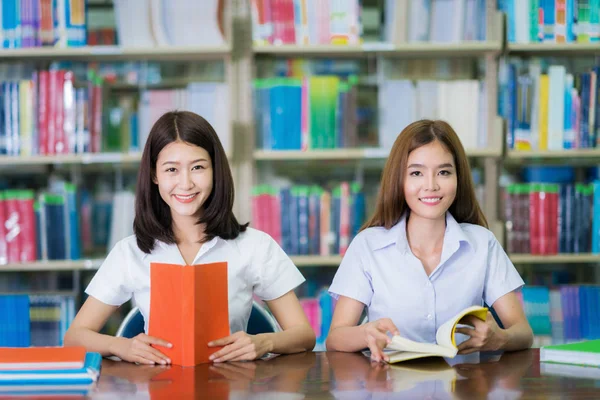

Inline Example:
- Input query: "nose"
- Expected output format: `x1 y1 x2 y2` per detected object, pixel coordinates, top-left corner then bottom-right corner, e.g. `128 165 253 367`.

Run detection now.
425 173 440 191
178 170 194 190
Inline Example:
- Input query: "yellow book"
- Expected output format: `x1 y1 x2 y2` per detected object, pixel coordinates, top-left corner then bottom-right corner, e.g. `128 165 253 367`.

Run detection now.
19 80 33 156
538 75 549 151
382 305 488 363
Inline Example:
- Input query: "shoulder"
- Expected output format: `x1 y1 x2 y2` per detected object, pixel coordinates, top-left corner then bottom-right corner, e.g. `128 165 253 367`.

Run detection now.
352 225 400 252
108 235 153 261
458 222 498 251
222 227 274 252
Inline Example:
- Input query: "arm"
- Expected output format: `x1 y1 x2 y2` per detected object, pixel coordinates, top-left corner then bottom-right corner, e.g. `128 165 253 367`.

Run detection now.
456 291 533 354
208 291 316 362
261 290 316 354
64 296 172 364
326 295 399 362
490 291 533 351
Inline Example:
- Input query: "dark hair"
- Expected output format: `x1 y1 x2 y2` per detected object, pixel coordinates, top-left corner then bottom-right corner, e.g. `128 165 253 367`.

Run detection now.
363 119 487 230
134 111 248 253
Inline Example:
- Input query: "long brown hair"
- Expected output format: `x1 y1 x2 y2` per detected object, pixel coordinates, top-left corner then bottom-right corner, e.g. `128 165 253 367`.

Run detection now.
133 111 248 253
363 119 487 230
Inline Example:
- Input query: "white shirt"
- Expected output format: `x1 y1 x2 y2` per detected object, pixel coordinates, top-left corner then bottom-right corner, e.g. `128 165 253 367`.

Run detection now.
85 228 305 334
329 212 524 344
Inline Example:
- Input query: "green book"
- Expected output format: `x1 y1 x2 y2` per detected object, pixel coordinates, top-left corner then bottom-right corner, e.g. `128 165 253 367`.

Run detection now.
541 340 600 367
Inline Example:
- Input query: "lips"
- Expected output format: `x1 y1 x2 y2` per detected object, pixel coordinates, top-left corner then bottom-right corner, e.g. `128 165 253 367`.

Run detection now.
419 197 442 205
173 193 199 203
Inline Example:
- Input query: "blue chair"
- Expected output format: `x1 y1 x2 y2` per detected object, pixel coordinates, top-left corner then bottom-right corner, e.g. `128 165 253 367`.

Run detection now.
116 301 279 338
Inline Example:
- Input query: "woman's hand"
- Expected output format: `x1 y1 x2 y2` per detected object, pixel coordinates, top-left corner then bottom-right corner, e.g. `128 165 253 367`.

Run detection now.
110 334 172 365
456 312 508 354
362 318 400 363
208 331 272 362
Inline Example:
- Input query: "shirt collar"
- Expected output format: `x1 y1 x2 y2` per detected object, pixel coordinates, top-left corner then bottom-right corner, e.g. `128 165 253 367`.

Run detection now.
369 212 472 254
144 235 221 263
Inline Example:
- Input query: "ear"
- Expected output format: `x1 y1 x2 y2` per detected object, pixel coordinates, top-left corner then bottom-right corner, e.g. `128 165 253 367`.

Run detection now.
152 173 158 185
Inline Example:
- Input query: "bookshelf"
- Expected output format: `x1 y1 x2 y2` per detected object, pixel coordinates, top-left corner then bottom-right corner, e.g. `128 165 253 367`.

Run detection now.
254 41 502 58
506 43 600 56
0 153 142 166
0 259 103 272
254 147 503 161
506 149 600 165
0 45 232 61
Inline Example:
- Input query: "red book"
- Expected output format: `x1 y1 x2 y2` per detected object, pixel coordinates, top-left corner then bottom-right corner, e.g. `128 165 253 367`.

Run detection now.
548 185 559 255
47 69 57 154
37 71 49 155
54 70 66 154
0 193 7 265
4 191 21 264
148 262 230 366
0 347 87 370
18 190 36 262
529 184 541 255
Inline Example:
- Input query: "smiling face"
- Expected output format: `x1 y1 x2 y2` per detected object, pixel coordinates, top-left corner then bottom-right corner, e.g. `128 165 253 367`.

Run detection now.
153 140 213 222
403 140 457 222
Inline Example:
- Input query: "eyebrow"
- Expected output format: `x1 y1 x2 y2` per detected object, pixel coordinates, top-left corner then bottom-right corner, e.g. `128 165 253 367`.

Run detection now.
407 163 455 169
161 158 209 166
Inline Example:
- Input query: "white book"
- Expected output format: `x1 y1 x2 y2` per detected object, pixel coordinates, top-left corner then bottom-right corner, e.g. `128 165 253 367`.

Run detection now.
408 0 431 42
514 0 530 43
162 0 224 46
547 65 566 150
114 0 156 47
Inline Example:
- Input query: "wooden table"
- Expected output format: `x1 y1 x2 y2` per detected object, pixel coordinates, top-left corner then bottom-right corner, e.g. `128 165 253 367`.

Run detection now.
86 349 600 399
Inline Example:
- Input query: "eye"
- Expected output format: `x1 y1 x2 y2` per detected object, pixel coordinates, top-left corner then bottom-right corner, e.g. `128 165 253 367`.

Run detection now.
439 170 452 176
409 171 422 177
165 167 176 173
192 165 205 171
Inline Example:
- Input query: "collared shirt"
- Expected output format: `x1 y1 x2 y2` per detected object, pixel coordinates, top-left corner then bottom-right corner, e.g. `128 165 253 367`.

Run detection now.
85 228 305 334
329 212 524 344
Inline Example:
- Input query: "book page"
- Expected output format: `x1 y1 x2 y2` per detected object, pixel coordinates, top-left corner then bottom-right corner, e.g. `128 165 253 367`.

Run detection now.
435 306 488 349
387 336 457 358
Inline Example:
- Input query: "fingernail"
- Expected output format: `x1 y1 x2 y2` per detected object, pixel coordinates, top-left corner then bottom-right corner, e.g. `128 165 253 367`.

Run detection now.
208 342 213 346
209 355 214 360
167 359 171 364
168 343 173 348
160 360 166 365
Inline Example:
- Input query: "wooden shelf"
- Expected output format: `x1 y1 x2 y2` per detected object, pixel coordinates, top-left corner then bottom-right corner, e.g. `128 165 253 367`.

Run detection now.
0 153 142 166
510 254 600 264
506 149 600 164
254 41 502 57
291 255 343 267
255 147 501 161
507 43 600 55
0 45 231 61
0 259 103 272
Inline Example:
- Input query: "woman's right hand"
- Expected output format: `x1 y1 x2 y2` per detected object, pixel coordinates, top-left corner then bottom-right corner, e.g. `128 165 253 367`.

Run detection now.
363 318 400 363
110 334 173 365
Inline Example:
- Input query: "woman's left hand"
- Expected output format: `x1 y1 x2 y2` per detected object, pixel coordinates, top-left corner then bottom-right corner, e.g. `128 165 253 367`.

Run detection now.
455 312 508 354
208 332 272 362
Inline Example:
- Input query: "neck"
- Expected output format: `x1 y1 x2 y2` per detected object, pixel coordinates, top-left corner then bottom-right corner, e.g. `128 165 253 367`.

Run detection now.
171 212 206 245
406 212 446 253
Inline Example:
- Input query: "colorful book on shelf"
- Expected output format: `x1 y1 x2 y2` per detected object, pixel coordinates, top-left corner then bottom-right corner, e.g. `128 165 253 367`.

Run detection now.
378 306 488 363
148 262 230 366
541 340 600 367
0 351 101 385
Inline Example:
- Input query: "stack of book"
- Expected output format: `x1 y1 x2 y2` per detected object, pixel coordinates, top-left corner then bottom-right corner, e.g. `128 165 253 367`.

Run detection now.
0 346 101 397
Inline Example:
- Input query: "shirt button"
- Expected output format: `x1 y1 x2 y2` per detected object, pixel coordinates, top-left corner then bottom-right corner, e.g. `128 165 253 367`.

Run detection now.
426 281 432 287
427 314 433 320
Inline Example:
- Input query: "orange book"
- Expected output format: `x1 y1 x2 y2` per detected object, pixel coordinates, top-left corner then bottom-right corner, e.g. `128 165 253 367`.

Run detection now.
0 346 87 370
148 262 230 366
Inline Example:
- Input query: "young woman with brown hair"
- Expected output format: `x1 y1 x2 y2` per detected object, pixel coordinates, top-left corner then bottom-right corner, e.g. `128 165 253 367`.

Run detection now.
65 111 315 364
326 120 533 362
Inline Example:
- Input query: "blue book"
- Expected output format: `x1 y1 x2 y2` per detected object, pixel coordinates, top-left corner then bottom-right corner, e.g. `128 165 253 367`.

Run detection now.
592 181 600 254
297 186 309 255
593 67 600 146
279 188 292 254
285 80 301 150
42 194 66 260
560 184 575 253
289 186 300 255
350 183 365 238
269 80 285 150
0 352 102 385
580 73 591 148
308 186 321 255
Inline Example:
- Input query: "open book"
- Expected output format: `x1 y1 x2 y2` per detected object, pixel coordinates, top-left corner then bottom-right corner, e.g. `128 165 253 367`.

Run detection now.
148 262 230 366
383 305 488 363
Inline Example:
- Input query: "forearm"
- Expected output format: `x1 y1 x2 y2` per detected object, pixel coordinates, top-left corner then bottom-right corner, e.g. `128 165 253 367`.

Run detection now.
501 321 534 351
326 325 368 352
64 327 122 357
258 325 316 354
